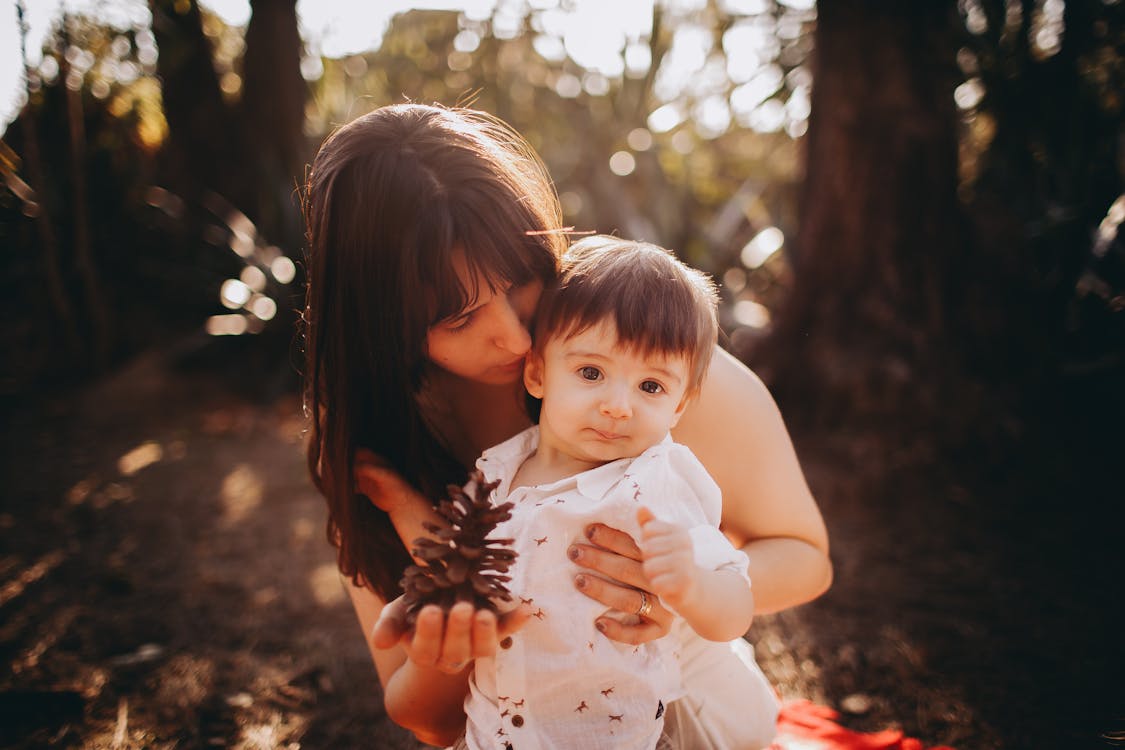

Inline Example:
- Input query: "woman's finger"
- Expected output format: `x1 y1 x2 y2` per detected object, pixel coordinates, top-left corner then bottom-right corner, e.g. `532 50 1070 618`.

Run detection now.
584 523 643 560
496 604 533 639
574 574 673 627
409 605 445 667
371 595 411 649
436 602 474 673
569 542 648 590
471 609 499 660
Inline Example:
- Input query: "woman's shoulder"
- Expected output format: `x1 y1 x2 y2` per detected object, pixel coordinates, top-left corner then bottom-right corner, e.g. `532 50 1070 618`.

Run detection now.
675 347 781 445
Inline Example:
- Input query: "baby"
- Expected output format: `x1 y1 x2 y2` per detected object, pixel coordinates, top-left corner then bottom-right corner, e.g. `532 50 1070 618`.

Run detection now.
460 236 755 750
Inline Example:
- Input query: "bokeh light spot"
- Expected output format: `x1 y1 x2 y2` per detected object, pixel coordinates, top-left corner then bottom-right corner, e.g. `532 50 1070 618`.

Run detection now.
249 295 277 322
741 226 784 268
309 563 346 605
560 191 583 216
118 441 164 476
220 279 252 309
723 267 748 295
239 266 267 292
648 103 683 134
206 314 249 336
555 73 581 98
609 151 636 176
270 256 297 284
220 464 263 527
733 299 771 328
627 127 653 151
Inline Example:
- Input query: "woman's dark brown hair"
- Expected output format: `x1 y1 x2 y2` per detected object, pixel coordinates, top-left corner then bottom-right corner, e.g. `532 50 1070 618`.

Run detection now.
302 104 564 599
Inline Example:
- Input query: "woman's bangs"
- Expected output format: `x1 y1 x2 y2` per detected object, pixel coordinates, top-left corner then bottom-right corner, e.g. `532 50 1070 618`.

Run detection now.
458 222 553 295
412 207 470 325
424 250 474 325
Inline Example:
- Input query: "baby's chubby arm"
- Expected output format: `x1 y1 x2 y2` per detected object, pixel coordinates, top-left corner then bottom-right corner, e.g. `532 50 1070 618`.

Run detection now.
637 507 754 641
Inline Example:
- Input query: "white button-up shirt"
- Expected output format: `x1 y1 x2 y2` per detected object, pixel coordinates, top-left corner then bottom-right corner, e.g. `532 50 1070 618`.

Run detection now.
462 426 751 750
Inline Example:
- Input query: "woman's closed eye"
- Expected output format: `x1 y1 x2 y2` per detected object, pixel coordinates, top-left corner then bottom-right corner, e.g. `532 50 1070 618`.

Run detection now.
444 311 475 332
639 380 663 394
579 366 602 381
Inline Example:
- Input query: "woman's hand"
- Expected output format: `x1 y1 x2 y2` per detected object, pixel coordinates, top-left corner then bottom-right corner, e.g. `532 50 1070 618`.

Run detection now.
372 596 531 674
568 522 675 645
354 448 420 515
354 450 446 557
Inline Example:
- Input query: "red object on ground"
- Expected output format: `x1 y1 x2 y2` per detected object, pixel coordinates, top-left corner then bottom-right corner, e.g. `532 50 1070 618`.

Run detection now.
772 700 957 750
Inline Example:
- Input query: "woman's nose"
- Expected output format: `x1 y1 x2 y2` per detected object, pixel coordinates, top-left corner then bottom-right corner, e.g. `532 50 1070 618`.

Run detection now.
600 388 632 419
492 299 532 355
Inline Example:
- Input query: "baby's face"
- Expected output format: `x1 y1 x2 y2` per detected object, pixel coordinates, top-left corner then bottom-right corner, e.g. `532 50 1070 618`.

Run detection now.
525 320 691 468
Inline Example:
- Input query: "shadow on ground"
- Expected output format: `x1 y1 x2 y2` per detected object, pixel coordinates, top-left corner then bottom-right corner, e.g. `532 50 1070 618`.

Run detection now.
1 344 1121 749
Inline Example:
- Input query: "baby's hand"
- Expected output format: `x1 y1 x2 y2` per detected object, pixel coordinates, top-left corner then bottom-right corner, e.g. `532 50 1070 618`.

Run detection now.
636 507 698 611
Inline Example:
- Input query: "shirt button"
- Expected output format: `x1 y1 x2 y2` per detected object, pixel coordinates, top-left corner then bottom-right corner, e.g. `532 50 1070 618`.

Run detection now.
511 714 524 728
500 636 513 649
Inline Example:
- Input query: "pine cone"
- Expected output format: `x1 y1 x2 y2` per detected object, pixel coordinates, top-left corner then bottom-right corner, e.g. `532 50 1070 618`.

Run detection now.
400 470 517 626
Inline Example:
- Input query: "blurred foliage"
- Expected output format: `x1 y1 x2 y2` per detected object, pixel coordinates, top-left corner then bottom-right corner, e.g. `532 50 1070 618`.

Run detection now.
306 3 819 347
0 0 1121 418
954 0 1124 375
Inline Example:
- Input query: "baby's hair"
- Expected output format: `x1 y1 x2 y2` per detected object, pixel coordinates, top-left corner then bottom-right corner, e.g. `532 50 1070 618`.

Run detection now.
535 235 719 394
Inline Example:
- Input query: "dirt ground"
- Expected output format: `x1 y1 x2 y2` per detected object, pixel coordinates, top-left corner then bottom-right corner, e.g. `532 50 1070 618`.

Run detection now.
1 338 1121 750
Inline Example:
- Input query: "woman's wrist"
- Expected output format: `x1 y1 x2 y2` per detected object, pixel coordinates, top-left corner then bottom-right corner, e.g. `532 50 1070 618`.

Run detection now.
385 660 470 745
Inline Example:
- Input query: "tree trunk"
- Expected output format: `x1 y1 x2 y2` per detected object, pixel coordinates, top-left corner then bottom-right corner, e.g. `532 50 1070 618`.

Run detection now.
753 1 968 431
241 0 305 179
61 17 111 371
239 0 307 247
15 1 80 360
149 0 250 212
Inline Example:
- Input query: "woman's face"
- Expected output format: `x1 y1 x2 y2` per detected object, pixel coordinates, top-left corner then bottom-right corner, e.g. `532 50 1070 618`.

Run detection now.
425 251 543 385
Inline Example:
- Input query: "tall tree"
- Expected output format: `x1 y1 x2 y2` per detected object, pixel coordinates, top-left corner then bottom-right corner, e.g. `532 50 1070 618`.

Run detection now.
239 0 307 248
149 0 247 208
754 1 969 430
149 0 307 244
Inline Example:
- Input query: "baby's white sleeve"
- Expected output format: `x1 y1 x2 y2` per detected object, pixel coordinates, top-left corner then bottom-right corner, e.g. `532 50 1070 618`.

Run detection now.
689 525 752 588
662 444 752 587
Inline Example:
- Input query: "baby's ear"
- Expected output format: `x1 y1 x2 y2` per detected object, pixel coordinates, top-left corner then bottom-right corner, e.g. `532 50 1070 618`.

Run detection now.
523 351 546 399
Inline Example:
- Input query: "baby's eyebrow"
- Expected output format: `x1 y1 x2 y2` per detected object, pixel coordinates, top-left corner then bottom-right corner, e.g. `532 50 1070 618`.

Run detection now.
646 366 683 384
562 349 611 363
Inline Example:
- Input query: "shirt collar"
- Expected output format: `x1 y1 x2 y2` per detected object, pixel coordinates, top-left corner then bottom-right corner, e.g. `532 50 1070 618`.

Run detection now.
477 427 674 501
475 425 539 498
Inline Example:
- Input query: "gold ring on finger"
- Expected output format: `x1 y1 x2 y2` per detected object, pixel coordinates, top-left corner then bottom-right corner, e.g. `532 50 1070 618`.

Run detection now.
635 591 653 619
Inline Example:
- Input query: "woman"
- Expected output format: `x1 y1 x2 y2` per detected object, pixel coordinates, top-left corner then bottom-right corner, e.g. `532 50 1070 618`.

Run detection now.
302 103 831 748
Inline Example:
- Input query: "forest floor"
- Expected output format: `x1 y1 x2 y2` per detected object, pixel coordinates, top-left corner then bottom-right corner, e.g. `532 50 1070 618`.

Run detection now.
1 338 1121 750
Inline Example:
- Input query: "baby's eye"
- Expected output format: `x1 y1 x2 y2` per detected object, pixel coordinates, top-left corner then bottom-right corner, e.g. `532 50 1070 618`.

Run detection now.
579 366 602 381
640 380 663 394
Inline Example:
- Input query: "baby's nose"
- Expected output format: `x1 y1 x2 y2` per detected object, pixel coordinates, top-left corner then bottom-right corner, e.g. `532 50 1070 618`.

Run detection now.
600 391 632 419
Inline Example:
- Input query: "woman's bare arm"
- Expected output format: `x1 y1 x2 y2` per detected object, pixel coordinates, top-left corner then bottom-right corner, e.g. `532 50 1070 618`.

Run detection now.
346 581 484 747
673 348 832 614
349 458 530 745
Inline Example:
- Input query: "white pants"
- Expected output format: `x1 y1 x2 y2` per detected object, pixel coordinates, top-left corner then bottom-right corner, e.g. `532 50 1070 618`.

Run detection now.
450 630 778 750
665 625 779 750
